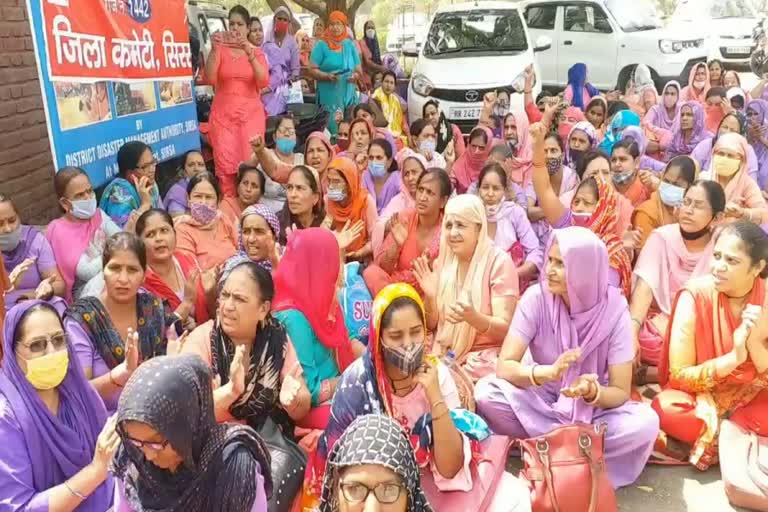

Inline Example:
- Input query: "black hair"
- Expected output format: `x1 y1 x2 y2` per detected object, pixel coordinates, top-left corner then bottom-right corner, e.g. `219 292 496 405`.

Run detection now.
0 194 19 216
353 103 374 119
380 296 424 331
535 91 550 104
576 149 610 179
545 132 565 152
606 101 630 119
718 220 768 279
280 166 325 242
249 16 261 26
611 139 640 159
103 232 147 271
409 118 431 138
688 179 726 215
706 86 727 100
182 150 204 168
228 5 250 24
489 142 513 160
117 141 151 178
369 138 393 160
135 208 174 237
186 171 221 201
236 163 266 191
274 115 296 132
364 20 375 31
708 59 724 72
417 167 452 198
665 156 697 188
718 112 748 138
54 166 89 199
228 260 275 302
12 302 63 350
468 127 489 146
382 70 397 83
422 100 440 117
585 97 605 113
478 162 508 190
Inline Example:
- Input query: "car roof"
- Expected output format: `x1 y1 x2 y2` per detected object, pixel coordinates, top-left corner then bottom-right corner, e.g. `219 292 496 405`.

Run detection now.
436 1 522 13
523 0 606 5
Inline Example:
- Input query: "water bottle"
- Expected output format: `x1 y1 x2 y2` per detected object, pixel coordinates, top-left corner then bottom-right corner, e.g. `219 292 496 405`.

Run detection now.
444 350 456 369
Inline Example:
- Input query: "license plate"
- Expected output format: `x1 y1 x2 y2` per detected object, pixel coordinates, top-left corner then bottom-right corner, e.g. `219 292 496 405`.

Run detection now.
448 106 482 120
726 46 751 54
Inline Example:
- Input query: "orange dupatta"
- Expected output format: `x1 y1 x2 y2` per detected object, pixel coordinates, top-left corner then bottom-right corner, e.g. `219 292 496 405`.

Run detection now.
326 157 369 252
588 180 633 298
323 11 349 51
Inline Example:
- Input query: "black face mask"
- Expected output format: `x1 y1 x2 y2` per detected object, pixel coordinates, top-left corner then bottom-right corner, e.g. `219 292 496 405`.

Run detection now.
570 149 586 176
680 222 711 241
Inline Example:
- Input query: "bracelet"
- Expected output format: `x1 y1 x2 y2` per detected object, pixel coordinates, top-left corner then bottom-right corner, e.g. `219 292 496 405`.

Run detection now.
431 399 445 410
109 368 123 388
432 408 450 422
747 210 753 222
631 317 642 328
64 481 87 500
479 316 492 335
584 381 602 405
529 364 541 387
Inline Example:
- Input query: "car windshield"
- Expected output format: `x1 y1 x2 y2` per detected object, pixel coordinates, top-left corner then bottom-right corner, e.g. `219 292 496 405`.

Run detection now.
674 0 755 21
424 10 527 57
605 0 662 32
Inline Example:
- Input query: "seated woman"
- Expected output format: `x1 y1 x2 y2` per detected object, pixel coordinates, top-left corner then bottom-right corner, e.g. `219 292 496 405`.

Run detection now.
0 196 65 308
746 99 768 188
364 138 402 214
47 167 121 302
100 141 164 229
253 130 334 194
609 139 651 207
423 99 466 159
364 168 451 297
309 283 530 511
652 221 768 470
278 165 325 245
228 204 281 271
632 156 698 248
564 63 599 111
272 228 357 414
323 157 378 261
164 150 207 218
113 353 272 512
65 233 172 412
372 71 409 144
665 102 712 160
175 172 238 270
248 116 301 212
598 109 640 156
691 112 759 182
476 227 660 489
413 195 519 381
499 112 533 190
0 299 116 511
452 126 494 194
219 165 265 228
407 119 448 171
645 80 682 134
631 181 725 377
477 163 542 290
346 117 374 162
681 62 710 104
621 126 668 173
318 414 433 512
136 209 211 328
564 121 598 171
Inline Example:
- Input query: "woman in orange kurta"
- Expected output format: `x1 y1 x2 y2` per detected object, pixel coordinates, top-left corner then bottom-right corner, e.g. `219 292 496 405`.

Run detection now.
652 221 768 470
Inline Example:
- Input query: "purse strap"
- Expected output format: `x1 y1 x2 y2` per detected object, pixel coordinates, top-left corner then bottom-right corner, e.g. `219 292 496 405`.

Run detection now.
747 432 768 496
536 431 601 512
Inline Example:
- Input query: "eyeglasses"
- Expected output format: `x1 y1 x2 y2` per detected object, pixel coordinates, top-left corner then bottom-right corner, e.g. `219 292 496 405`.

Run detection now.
123 434 171 452
340 481 405 504
19 333 68 354
681 197 711 212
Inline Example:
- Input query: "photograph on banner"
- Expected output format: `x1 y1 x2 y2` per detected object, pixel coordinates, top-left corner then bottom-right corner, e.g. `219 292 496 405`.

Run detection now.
53 81 112 130
114 81 158 117
159 80 193 107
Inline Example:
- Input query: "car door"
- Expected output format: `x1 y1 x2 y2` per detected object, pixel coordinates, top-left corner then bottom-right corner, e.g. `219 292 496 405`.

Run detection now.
524 4 560 88
557 3 618 89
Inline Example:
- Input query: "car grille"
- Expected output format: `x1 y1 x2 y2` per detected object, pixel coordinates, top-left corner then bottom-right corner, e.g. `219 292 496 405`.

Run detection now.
431 85 515 104
720 46 756 58
452 118 483 135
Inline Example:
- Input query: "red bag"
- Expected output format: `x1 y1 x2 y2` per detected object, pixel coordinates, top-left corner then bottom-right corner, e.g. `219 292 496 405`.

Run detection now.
518 422 617 512
720 419 768 511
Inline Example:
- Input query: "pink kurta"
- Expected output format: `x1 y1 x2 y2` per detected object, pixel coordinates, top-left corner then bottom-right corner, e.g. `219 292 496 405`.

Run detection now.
175 218 238 271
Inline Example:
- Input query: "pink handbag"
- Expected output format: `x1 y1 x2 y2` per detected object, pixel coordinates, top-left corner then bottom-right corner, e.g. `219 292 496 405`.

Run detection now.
720 419 768 511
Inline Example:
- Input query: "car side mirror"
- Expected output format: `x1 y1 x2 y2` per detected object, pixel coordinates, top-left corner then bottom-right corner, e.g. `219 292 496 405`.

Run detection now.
534 35 552 52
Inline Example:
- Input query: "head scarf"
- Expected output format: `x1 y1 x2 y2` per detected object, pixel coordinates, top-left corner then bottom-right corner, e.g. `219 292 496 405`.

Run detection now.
362 21 382 65
633 64 655 91
713 133 752 198
566 63 599 110
621 126 648 155
542 228 629 423
647 80 682 131
452 126 494 192
272 228 356 371
585 96 608 130
320 414 433 512
304 131 335 182
598 110 640 155
113 354 272 512
396 149 428 206
640 85 659 113
324 11 349 51
504 111 533 185
0 299 113 511
264 6 294 44
667 101 710 158
325 157 370 252
564 121 598 167
435 195 500 360
557 107 586 146
727 87 747 110
3 225 41 272
747 99 768 170
683 63 711 103
425 101 454 154
235 204 281 271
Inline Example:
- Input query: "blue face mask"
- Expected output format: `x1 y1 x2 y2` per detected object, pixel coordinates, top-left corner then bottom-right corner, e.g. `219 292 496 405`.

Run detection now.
71 197 97 220
611 171 635 187
659 182 685 207
420 139 436 154
275 137 296 155
327 187 347 202
368 161 387 178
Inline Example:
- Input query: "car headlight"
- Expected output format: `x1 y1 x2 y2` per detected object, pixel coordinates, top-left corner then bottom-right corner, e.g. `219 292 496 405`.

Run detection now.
659 39 683 54
411 74 434 97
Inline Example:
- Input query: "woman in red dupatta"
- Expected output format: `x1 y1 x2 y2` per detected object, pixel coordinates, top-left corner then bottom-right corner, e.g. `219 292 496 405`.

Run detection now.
652 221 768 470
136 209 211 327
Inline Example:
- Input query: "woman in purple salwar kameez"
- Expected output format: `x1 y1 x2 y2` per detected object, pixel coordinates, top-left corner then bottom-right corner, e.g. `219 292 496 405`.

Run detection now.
0 299 116 511
261 6 300 116
475 227 659 488
364 138 402 213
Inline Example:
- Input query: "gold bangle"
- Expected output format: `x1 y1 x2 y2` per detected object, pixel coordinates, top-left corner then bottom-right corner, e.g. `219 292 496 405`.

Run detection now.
584 381 602 405
479 317 492 335
431 399 445 410
433 408 450 422
529 364 541 387
64 481 87 499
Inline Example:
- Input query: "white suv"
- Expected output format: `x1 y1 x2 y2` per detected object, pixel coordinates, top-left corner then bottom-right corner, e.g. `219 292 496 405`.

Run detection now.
523 0 709 91
404 2 548 132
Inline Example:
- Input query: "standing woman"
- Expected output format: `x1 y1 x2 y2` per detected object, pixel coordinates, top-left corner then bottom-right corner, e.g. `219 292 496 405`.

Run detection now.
207 5 269 197
665 102 711 160
248 16 265 48
423 100 465 158
164 150 207 218
262 6 300 116
359 20 388 87
278 165 325 245
308 11 362 136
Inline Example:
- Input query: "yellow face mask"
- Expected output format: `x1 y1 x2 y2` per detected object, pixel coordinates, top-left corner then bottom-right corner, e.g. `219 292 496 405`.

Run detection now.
21 350 69 390
713 155 741 178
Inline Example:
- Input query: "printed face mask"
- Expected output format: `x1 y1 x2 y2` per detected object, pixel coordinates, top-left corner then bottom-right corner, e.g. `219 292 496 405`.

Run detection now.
190 202 217 225
382 342 424 375
546 157 562 176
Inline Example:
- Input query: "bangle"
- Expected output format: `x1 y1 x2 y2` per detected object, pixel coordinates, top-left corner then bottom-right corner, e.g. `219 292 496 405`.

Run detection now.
431 399 445 410
109 368 123 388
64 481 87 500
584 381 602 405
479 316 492 335
432 408 450 422
631 317 642 328
529 364 541 387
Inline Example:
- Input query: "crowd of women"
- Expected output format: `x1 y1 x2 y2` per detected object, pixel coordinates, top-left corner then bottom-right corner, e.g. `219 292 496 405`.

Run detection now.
4 4 768 511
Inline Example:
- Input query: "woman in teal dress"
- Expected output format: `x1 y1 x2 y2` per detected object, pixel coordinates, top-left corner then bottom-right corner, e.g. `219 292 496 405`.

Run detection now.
308 11 362 136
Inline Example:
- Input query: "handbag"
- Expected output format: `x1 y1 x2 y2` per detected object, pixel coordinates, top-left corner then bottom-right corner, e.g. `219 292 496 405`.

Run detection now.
257 417 308 512
518 422 617 512
720 419 768 511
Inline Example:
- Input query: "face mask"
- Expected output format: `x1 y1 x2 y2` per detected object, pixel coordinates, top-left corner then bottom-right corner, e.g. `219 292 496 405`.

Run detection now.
546 157 562 176
659 182 685 207
713 154 741 177
572 212 592 227
382 342 424 375
190 202 217 225
368 161 387 178
275 137 296 155
485 202 502 222
663 94 677 109
419 139 436 154
275 20 289 34
506 137 518 153
0 225 22 252
558 123 574 143
680 222 711 241
337 137 350 151
327 187 347 202
21 349 69 390
569 149 585 170
365 28 376 39
71 197 97 220
612 171 635 187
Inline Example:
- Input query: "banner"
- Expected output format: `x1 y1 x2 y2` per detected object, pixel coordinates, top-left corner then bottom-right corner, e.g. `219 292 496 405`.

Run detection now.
27 0 200 188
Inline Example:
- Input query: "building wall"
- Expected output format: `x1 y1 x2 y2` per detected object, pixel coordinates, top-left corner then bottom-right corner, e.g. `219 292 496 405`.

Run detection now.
0 0 59 224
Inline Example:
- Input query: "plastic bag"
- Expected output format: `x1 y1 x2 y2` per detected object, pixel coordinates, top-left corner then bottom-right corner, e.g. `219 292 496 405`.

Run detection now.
338 262 372 344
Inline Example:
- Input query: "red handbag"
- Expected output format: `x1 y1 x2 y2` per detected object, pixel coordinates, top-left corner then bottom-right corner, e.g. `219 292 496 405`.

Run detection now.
518 422 618 512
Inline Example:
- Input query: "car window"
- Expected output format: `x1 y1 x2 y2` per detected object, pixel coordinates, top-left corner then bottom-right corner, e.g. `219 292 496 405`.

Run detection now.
564 5 612 34
197 15 210 44
207 16 227 36
424 10 528 57
525 5 557 30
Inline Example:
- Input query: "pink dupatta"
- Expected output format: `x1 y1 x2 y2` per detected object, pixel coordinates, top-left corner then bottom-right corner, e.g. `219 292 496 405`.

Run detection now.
45 211 104 302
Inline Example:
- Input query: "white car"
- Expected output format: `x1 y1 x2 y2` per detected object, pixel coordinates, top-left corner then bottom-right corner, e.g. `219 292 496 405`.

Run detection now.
523 0 709 91
405 2 548 132
668 0 759 67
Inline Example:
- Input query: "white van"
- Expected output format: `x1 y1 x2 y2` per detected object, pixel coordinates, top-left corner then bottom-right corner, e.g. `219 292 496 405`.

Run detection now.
404 2 548 132
187 0 229 62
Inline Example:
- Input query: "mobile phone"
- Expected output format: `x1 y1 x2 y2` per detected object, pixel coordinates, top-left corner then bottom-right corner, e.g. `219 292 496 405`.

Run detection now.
214 31 240 48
